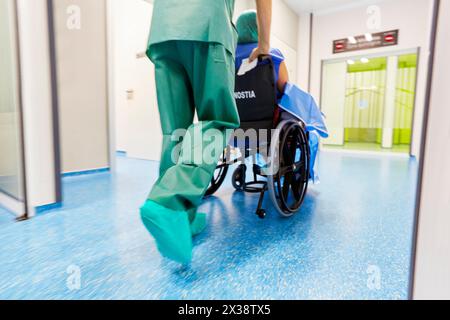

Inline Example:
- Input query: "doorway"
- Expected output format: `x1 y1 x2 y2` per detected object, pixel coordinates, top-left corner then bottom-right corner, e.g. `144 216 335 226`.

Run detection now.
0 0 27 217
321 50 418 154
109 0 161 162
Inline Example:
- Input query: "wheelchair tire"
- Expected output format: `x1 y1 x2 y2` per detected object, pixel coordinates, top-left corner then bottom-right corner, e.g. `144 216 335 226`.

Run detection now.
267 120 310 217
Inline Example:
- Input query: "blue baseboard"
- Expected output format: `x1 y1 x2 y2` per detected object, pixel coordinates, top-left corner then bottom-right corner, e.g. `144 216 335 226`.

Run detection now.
62 168 110 178
35 202 63 215
116 151 127 157
34 169 111 215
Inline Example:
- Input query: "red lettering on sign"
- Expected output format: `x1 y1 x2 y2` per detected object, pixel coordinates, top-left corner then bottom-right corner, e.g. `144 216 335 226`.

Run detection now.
384 35 395 42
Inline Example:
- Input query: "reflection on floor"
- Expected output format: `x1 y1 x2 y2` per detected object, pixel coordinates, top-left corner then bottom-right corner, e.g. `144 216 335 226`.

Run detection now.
0 176 23 201
0 152 417 299
323 142 410 154
0 206 14 227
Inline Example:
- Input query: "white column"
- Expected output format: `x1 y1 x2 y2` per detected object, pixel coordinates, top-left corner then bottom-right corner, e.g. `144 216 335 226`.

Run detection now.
17 0 57 215
381 56 398 149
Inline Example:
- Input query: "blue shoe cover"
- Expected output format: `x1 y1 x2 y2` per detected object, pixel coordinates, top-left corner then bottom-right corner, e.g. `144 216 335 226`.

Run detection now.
140 200 192 264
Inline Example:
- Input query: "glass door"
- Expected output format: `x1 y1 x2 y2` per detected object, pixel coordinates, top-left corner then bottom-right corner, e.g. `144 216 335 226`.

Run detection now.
344 57 386 150
321 51 418 154
0 0 26 214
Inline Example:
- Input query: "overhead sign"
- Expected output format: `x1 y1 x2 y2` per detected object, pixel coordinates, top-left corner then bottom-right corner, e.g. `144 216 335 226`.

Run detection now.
333 30 399 54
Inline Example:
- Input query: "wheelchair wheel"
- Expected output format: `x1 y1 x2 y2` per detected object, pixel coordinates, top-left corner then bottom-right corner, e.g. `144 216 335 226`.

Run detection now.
204 152 229 197
267 120 310 217
232 164 247 191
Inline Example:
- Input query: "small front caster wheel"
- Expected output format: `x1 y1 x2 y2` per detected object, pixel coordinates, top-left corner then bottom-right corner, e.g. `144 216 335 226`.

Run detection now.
256 209 266 219
232 164 247 191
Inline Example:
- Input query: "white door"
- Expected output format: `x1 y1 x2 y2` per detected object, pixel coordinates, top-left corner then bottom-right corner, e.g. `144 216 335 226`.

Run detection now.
111 0 161 161
321 61 347 146
271 35 298 84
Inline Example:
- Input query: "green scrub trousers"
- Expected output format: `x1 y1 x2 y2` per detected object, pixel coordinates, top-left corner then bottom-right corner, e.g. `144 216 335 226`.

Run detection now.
143 41 239 254
141 0 238 263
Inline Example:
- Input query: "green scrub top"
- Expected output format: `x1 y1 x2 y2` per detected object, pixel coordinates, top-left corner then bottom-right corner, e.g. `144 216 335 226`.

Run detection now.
147 0 237 56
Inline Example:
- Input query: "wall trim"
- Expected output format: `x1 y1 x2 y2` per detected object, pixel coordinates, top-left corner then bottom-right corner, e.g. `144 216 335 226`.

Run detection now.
35 202 62 215
12 0 29 220
46 0 62 204
322 47 420 64
62 167 110 178
106 0 117 174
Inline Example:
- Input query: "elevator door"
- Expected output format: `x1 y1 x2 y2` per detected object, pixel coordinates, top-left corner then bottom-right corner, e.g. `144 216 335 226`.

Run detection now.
321 52 418 154
344 57 386 147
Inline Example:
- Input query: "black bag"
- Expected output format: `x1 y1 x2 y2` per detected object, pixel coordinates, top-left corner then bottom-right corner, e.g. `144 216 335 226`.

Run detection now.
235 56 277 131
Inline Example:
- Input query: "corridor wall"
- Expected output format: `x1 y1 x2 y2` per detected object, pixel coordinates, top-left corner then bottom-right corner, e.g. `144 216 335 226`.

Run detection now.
53 0 110 174
310 0 434 157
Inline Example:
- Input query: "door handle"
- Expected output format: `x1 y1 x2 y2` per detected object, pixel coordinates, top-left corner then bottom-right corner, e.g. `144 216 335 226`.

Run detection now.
136 52 147 59
126 89 134 100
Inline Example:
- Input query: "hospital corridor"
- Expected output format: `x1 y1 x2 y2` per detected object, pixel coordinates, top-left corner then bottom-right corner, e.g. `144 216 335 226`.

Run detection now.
0 0 449 302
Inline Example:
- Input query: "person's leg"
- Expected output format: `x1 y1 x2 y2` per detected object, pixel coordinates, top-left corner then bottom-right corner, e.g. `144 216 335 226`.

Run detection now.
149 42 206 236
148 41 240 217
141 42 196 264
150 43 196 176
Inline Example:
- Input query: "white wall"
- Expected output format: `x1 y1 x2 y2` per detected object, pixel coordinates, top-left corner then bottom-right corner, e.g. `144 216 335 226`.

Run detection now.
17 0 57 211
310 0 434 157
413 0 450 300
53 0 110 173
110 0 300 162
297 13 312 90
271 1 299 83
235 0 300 82
110 0 160 161
234 0 253 18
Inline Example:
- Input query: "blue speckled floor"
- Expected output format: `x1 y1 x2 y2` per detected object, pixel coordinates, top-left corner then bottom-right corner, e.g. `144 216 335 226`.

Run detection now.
0 152 417 300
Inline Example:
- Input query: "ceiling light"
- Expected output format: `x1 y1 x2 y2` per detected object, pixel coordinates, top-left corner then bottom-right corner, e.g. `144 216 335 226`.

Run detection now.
361 57 370 63
365 33 373 42
347 59 355 65
348 36 357 44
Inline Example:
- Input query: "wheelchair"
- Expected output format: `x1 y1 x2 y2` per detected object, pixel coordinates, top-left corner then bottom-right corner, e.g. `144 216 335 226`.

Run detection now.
205 56 311 219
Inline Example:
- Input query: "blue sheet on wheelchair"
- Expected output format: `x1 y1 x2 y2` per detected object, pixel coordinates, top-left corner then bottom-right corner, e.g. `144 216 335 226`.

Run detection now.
279 83 329 138
279 83 328 183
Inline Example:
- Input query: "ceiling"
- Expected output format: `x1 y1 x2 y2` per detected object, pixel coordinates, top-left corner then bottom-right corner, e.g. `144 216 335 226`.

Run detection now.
284 0 386 15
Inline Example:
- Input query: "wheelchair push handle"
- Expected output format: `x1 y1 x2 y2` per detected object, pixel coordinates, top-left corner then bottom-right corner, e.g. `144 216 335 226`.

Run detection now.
258 54 273 63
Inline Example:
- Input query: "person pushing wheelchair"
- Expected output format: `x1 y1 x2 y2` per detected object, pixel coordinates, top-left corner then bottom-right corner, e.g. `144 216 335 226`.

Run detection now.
141 0 273 264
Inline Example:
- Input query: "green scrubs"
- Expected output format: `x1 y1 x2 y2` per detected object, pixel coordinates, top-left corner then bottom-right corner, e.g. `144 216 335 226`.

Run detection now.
140 0 240 264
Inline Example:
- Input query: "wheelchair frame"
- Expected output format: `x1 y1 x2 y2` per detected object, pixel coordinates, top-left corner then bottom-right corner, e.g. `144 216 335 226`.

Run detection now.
205 55 311 218
205 119 311 218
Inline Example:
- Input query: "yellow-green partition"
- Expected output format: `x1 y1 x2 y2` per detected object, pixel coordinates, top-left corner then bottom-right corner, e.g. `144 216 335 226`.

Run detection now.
393 54 417 146
344 57 387 145
342 54 417 152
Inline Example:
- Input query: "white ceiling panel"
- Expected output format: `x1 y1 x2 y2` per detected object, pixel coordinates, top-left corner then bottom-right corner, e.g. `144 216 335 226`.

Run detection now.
284 0 388 15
